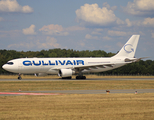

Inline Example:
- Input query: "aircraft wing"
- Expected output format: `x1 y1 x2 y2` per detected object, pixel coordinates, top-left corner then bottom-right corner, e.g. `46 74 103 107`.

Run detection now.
50 63 116 71
73 64 115 70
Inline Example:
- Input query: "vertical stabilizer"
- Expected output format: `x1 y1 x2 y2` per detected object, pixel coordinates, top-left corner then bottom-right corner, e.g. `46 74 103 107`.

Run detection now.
113 35 140 58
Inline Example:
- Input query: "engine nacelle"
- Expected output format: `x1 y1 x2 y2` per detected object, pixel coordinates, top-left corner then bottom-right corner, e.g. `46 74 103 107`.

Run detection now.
58 69 75 77
35 73 47 77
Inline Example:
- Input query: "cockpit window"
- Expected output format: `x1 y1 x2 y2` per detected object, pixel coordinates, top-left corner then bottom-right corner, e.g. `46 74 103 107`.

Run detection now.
6 62 14 65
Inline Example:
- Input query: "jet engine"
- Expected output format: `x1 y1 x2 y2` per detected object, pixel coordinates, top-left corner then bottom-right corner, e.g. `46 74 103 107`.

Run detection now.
58 69 75 77
35 73 47 77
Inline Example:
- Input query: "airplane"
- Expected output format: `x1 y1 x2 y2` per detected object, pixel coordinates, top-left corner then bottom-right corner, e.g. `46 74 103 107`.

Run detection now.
2 35 143 80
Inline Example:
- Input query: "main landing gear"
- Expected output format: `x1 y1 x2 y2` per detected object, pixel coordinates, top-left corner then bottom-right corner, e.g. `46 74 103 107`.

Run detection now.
76 72 86 79
76 76 86 79
62 76 72 79
18 74 22 80
61 76 86 79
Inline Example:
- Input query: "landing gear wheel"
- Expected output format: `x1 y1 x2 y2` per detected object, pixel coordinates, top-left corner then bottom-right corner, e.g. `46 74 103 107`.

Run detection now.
76 76 86 79
18 76 22 80
62 76 72 79
18 74 22 80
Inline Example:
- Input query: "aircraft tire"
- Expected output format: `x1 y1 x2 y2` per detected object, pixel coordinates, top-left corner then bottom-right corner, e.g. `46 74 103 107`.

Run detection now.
18 76 22 80
83 76 86 79
76 76 86 79
62 76 72 79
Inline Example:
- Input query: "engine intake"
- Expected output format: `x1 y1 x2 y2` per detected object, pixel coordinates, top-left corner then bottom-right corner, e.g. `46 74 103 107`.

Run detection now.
58 69 74 77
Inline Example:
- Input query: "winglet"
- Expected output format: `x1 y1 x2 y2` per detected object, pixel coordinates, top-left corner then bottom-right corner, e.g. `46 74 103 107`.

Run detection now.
112 35 140 58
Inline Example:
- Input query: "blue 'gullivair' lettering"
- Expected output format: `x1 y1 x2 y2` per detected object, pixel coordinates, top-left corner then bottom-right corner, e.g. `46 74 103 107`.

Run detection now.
23 60 84 66
49 60 55 65
58 60 65 65
23 60 32 66
42 61 48 65
33 61 41 66
66 60 73 65
73 60 76 65
77 60 84 65
56 60 58 65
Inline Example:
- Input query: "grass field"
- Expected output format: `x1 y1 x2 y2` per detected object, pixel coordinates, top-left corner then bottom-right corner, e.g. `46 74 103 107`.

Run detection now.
0 77 154 120
0 93 154 120
0 80 154 91
0 74 154 79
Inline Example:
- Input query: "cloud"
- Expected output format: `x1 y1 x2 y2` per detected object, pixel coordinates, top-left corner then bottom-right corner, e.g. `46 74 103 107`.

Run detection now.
80 42 85 47
126 17 154 27
22 24 37 35
37 37 60 49
0 30 21 38
0 0 33 13
103 2 117 11
39 24 69 36
103 36 112 41
116 42 124 48
91 29 103 35
151 33 154 38
108 30 127 36
0 17 4 21
104 45 113 51
7 37 60 49
123 0 154 16
125 19 132 27
66 26 86 31
8 42 35 49
85 34 98 39
142 18 154 27
76 3 122 27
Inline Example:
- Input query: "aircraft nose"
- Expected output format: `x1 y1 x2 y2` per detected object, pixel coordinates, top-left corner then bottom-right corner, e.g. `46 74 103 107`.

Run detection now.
2 64 12 71
2 64 8 70
2 63 18 73
2 64 6 69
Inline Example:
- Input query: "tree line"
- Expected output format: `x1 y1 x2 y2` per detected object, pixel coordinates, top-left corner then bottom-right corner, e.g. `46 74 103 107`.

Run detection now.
0 49 154 75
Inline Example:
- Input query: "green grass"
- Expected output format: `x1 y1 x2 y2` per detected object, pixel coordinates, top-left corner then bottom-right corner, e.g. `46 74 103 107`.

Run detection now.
0 80 154 91
0 93 154 120
0 75 154 79
0 79 154 120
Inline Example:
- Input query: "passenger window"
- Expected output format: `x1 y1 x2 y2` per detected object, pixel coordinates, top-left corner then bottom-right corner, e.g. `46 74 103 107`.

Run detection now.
7 62 14 65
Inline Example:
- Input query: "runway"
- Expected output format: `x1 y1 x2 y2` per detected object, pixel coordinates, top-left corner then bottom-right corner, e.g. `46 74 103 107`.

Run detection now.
0 77 154 81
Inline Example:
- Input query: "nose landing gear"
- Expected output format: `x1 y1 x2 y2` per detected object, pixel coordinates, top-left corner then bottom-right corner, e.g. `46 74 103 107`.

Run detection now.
18 74 22 80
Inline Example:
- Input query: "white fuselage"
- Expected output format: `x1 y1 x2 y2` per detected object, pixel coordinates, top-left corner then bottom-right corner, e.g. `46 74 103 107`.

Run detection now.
2 57 127 74
2 35 141 79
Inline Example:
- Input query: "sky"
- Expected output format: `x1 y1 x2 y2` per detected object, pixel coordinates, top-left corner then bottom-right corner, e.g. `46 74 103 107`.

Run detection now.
0 0 154 60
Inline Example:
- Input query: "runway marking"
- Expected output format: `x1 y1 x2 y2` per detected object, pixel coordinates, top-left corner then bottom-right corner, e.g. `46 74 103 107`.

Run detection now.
0 92 61 96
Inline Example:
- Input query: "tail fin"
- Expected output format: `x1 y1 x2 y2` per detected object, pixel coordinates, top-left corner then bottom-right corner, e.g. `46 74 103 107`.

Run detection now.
113 35 140 58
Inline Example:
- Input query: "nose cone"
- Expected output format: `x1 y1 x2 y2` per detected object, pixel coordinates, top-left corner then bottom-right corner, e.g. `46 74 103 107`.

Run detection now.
2 64 7 70
2 64 12 71
2 64 18 73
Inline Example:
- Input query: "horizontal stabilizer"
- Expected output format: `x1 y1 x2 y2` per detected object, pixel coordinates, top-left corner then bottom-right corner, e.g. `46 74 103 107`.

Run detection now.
125 57 149 62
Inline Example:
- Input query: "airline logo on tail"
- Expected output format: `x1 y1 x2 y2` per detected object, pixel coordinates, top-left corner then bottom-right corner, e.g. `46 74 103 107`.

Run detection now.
124 44 134 53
